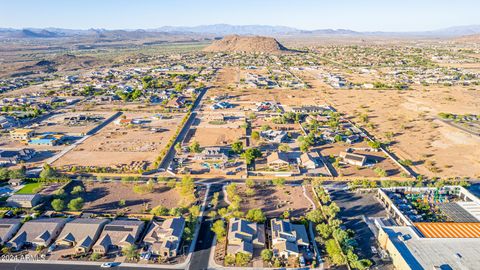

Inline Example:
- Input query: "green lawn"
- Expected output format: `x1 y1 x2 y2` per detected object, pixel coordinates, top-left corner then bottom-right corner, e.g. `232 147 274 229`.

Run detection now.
16 182 42 194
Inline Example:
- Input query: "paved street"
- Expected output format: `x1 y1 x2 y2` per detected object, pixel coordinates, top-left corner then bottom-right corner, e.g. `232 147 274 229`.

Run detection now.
188 184 222 270
0 263 178 270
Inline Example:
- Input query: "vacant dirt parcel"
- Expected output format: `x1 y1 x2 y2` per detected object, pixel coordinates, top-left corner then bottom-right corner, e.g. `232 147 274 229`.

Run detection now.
60 182 182 214
54 113 183 170
235 185 314 217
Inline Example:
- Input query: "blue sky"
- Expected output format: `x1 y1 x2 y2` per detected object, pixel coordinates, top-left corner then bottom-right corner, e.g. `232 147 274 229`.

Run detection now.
0 0 478 31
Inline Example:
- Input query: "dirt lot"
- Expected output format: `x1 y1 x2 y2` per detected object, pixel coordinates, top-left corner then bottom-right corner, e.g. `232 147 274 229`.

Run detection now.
235 185 313 217
296 69 480 178
316 140 402 178
54 112 183 169
35 111 115 136
326 88 480 178
60 181 182 214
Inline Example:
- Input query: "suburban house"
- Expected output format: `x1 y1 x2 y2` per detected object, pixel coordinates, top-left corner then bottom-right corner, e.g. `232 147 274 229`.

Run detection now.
195 147 228 162
92 219 145 255
0 148 35 166
9 128 35 141
345 135 360 144
0 115 17 129
8 218 68 250
300 152 319 170
340 151 367 166
143 217 186 258
8 178 24 187
28 133 65 146
261 130 287 143
270 219 309 258
267 152 290 170
227 218 265 256
291 106 329 114
210 101 233 110
55 218 109 254
6 194 42 208
0 218 22 245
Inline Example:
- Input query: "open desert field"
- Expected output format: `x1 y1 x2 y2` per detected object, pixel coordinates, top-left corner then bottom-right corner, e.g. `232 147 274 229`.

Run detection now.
321 87 480 178
316 141 402 178
34 111 116 136
57 181 182 214
235 185 314 217
53 112 183 170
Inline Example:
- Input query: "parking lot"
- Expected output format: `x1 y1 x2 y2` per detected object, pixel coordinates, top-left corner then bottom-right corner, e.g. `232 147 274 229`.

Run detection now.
329 190 390 266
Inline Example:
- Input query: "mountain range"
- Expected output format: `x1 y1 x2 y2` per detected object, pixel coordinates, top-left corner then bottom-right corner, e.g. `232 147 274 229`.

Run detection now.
1 24 480 39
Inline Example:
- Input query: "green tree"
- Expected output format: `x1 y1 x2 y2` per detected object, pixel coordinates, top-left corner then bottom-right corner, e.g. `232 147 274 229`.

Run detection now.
367 140 382 149
189 205 201 217
242 148 262 165
225 254 236 266
51 198 65 211
54 188 66 198
316 223 333 239
235 252 252 266
118 199 126 207
211 219 226 240
67 197 84 211
245 179 256 188
231 141 244 154
306 209 324 223
325 239 346 265
176 175 196 205
174 142 182 154
260 249 273 262
40 163 57 180
71 185 85 195
272 178 285 186
211 192 219 208
251 131 260 141
324 202 340 219
122 244 139 260
90 253 101 261
374 167 388 177
189 141 201 153
151 205 169 216
167 178 177 188
245 209 266 223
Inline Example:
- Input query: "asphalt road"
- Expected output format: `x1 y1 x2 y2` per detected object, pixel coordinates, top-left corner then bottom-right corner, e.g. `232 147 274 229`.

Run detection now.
158 87 208 171
188 184 222 270
0 263 178 270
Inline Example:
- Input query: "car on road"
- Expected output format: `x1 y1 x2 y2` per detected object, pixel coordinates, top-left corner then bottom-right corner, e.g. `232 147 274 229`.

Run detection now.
100 262 116 268
299 255 306 267
47 244 56 253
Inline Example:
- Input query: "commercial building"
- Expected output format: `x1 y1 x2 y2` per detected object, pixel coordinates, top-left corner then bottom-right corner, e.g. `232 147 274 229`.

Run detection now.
375 186 480 270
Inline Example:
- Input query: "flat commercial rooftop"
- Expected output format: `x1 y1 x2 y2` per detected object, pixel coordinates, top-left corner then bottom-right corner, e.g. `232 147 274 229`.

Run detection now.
439 202 479 222
414 222 480 238
384 226 480 270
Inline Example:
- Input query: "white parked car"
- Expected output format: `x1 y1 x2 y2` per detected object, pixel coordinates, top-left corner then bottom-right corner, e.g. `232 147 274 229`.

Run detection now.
100 262 115 268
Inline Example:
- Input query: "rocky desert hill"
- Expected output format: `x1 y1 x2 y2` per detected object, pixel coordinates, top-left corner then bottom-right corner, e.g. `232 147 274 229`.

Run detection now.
203 35 291 54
